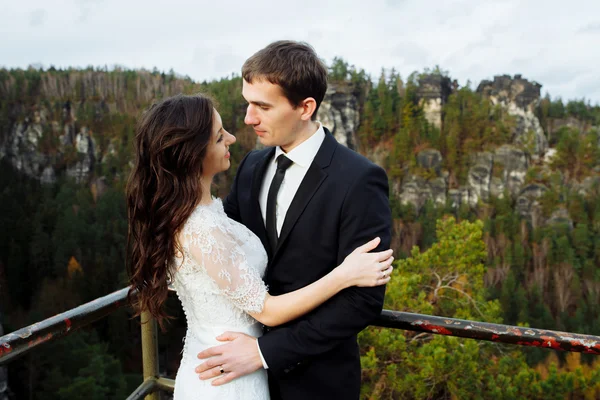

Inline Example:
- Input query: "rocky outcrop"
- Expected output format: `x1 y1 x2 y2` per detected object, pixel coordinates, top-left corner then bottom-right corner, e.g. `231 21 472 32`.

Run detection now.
395 149 448 212
493 145 529 197
547 116 595 142
546 208 574 230
477 75 548 158
0 102 97 183
467 152 494 204
318 83 360 150
4 119 47 179
398 173 447 212
394 74 558 213
477 74 541 110
401 144 533 211
416 149 443 174
446 188 469 209
417 74 452 130
575 175 600 197
516 183 548 227
66 127 96 183
0 68 200 184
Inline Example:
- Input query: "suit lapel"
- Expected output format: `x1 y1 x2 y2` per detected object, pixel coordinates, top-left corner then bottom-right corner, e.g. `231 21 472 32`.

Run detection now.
273 129 338 259
250 148 275 256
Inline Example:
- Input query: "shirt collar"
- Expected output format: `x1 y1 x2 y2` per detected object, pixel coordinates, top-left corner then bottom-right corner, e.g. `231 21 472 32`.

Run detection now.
273 123 325 168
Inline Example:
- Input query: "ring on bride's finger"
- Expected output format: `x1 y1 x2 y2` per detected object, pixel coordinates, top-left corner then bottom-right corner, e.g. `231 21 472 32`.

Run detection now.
219 366 225 374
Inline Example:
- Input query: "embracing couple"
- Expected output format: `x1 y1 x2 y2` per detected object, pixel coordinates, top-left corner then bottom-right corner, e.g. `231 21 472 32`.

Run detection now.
126 40 393 400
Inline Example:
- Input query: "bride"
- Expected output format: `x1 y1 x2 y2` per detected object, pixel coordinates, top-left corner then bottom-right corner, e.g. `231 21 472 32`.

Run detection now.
126 94 394 399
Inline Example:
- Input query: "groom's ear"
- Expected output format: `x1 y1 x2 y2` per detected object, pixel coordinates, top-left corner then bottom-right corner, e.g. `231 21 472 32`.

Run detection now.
298 97 317 121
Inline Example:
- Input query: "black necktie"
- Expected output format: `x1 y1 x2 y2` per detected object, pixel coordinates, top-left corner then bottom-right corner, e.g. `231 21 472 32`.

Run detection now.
266 155 293 252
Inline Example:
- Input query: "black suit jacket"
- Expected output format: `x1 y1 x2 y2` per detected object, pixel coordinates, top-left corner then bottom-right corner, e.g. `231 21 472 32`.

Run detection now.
224 128 391 400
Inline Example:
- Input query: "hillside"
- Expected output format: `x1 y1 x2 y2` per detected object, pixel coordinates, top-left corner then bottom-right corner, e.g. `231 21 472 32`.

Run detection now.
1 64 600 398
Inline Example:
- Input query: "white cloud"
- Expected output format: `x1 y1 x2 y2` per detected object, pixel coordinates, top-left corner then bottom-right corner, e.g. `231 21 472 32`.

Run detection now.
1 0 599 103
577 21 600 33
29 8 47 27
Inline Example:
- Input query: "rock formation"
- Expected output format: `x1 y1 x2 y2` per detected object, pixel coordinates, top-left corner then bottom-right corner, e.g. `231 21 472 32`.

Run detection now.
515 183 548 227
477 75 548 159
417 74 453 130
317 83 360 150
1 101 97 184
0 69 193 184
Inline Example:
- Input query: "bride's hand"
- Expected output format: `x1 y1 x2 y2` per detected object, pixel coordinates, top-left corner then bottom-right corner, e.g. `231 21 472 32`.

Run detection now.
338 237 394 288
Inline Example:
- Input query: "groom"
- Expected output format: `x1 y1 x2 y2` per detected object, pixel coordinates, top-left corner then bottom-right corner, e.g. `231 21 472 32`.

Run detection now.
195 40 391 400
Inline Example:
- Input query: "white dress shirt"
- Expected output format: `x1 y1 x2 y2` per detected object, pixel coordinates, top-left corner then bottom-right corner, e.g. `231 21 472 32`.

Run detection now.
256 122 326 369
258 123 326 233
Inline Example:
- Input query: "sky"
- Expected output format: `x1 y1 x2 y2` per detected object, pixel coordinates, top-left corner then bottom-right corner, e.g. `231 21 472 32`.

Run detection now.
2 0 600 104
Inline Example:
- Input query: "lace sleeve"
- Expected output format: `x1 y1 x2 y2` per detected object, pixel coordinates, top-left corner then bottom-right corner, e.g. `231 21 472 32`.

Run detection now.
181 212 267 314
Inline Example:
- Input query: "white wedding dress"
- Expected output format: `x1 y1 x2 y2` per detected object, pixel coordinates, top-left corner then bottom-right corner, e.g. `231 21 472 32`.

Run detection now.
171 198 271 400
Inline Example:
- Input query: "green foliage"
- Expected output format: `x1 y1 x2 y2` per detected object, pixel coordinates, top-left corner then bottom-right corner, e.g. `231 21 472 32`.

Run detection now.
387 217 496 318
360 217 600 399
329 57 351 82
538 95 600 133
550 127 600 180
566 99 596 122
0 163 134 398
327 57 369 94
549 98 566 119
386 74 439 178
358 68 408 152
37 331 130 400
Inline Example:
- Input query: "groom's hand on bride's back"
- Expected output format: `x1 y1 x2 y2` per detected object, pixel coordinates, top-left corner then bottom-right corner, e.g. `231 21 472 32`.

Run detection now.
195 331 262 385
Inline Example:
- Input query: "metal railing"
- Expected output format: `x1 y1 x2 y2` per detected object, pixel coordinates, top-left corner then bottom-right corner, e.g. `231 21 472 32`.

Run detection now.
1 287 599 399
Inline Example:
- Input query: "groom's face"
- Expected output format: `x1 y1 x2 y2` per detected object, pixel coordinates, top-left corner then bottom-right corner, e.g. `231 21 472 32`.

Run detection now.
242 79 304 151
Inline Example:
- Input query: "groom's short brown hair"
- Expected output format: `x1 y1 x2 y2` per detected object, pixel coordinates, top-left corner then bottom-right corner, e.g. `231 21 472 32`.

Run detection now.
242 40 328 120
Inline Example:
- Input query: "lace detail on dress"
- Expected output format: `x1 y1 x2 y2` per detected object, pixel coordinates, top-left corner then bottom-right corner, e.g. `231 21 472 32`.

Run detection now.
179 199 267 314
171 198 270 400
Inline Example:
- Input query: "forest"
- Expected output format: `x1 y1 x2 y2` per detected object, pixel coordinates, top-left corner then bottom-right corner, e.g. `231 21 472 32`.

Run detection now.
1 61 599 399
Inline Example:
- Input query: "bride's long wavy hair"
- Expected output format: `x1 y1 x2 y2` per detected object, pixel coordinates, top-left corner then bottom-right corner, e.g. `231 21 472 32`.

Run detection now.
126 93 215 329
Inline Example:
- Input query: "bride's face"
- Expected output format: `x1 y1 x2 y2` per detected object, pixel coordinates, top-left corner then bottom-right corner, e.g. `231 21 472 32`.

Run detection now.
202 109 236 178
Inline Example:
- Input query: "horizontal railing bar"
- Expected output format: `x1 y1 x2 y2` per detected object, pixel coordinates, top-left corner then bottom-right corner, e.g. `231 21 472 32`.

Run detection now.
373 310 600 355
156 377 175 392
125 377 174 399
3 287 600 367
125 379 157 400
0 287 131 365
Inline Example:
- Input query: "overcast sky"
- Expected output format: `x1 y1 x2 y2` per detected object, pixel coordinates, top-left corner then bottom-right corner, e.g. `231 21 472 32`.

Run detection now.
2 0 599 104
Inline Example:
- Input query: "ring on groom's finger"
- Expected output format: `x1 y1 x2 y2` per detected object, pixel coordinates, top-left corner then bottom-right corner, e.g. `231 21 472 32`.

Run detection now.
219 366 225 374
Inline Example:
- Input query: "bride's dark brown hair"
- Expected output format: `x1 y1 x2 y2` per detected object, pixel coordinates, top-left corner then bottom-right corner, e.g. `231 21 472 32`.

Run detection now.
126 93 215 329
